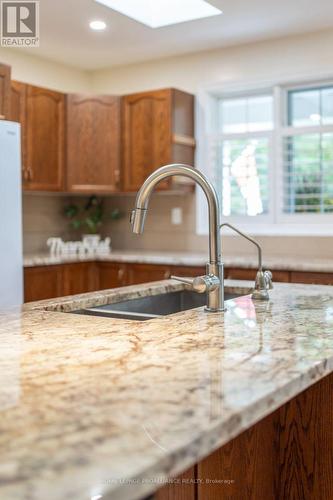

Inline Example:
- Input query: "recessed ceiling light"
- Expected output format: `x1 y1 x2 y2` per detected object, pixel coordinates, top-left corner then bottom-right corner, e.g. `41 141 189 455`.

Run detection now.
89 20 107 31
94 0 222 28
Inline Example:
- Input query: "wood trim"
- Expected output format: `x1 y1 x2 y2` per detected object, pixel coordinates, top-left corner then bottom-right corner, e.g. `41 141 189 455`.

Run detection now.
172 133 196 147
0 63 11 119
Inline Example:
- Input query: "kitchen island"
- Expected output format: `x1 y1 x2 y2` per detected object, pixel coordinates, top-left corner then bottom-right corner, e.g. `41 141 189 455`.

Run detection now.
1 280 333 499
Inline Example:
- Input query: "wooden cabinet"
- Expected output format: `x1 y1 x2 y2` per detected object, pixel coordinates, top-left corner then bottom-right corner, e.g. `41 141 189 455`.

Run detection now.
24 265 64 302
290 271 333 285
225 267 290 283
0 63 10 120
99 262 127 289
172 265 205 277
63 262 99 296
66 94 121 193
24 262 333 303
4 73 196 193
24 262 99 302
127 263 172 285
122 88 195 191
156 467 195 500
24 85 65 191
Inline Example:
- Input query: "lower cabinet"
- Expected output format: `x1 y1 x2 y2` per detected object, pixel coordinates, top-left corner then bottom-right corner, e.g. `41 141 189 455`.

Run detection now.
23 262 333 303
24 265 64 302
24 262 99 302
63 262 99 296
290 271 333 285
224 267 290 283
127 264 173 285
99 262 127 289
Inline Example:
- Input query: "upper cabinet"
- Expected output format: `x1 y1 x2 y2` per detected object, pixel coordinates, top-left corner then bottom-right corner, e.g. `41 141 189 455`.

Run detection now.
0 64 11 120
66 94 121 193
10 82 65 190
25 85 65 191
3 62 196 194
122 88 195 192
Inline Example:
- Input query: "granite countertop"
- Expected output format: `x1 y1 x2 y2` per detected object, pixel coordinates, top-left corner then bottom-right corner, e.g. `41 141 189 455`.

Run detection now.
1 279 333 499
24 250 333 272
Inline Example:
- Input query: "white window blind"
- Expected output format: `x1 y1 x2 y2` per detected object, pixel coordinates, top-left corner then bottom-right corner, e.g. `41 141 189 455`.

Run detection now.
282 86 333 214
214 94 273 218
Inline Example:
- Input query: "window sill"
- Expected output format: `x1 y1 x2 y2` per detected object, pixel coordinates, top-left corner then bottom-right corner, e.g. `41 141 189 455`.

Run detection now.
198 223 333 237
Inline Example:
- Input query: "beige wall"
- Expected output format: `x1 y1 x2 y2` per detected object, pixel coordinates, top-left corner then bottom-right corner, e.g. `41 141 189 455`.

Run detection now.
0 48 91 92
91 29 333 95
3 30 333 258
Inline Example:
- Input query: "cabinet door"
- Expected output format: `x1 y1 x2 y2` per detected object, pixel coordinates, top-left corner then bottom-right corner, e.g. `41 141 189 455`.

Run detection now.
127 264 171 285
25 85 65 191
122 89 172 191
224 267 290 283
67 94 121 192
0 64 11 120
10 81 28 183
290 271 333 285
63 263 99 296
99 262 128 289
24 266 63 302
171 265 206 277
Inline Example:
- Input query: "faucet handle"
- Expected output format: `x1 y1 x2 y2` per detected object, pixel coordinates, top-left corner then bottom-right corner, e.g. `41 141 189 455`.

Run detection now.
264 270 273 289
252 270 273 300
171 275 220 294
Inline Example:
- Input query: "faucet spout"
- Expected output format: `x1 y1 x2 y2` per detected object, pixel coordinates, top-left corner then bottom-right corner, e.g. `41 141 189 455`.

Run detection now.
131 164 225 312
131 164 221 265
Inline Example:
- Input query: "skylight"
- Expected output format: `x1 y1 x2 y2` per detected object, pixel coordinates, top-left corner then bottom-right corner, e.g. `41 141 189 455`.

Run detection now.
94 0 222 28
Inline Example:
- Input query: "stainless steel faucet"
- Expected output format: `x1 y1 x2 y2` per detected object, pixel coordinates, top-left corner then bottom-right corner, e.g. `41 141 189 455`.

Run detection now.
130 164 225 312
220 222 273 300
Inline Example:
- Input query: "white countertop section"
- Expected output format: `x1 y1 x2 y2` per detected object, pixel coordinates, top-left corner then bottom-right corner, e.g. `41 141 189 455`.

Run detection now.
24 250 333 273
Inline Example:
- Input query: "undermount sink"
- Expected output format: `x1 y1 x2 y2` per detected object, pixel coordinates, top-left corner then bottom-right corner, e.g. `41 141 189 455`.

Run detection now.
72 290 241 321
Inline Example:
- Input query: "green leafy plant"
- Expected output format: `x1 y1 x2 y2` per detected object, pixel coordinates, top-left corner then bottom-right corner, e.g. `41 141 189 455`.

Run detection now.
64 195 122 235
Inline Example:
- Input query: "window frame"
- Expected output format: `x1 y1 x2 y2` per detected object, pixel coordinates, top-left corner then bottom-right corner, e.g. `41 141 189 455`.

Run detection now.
196 75 333 236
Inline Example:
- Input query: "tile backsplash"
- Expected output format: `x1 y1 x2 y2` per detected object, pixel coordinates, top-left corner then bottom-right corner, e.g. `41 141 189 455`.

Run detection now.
22 194 73 254
23 192 333 260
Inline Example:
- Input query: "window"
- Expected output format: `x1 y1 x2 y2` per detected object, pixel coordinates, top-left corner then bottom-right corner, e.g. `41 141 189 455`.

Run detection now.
217 95 273 217
283 86 333 214
198 79 333 235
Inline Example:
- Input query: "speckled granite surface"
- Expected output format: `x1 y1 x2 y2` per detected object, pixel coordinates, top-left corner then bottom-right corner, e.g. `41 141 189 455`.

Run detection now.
1 280 333 500
23 250 333 272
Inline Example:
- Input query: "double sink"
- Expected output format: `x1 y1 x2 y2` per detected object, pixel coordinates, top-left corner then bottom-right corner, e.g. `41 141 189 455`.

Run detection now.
73 290 240 321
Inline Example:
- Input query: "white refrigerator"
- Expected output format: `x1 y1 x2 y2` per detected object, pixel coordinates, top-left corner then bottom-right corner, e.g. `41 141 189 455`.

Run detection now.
0 121 23 307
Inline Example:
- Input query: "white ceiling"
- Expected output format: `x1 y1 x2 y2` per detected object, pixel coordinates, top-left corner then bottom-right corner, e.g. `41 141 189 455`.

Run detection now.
23 0 333 70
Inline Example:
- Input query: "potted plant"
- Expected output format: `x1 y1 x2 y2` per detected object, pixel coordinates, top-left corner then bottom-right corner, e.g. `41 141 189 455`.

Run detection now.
64 195 121 247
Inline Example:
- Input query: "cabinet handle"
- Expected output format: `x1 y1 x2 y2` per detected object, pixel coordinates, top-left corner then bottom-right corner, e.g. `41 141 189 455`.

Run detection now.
118 268 124 281
22 167 29 182
28 167 33 181
115 169 120 186
164 270 171 279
